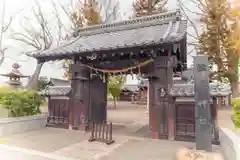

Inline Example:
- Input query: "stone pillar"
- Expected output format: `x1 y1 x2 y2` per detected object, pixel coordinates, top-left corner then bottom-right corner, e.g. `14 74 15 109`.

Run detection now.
193 55 212 151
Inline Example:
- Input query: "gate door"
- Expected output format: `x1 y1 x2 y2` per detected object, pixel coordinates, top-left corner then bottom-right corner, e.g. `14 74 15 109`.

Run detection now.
47 98 69 128
175 103 195 141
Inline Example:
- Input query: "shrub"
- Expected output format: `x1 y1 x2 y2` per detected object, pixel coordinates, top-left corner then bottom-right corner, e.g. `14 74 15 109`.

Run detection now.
0 85 13 99
232 98 240 129
0 90 42 117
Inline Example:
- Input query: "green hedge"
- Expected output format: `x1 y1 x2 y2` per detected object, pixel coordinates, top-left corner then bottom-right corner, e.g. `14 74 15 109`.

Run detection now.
232 98 240 129
0 90 43 117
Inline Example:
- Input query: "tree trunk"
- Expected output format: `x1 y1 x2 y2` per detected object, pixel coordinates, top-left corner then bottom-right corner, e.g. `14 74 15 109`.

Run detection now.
231 81 239 98
25 62 44 90
113 97 117 109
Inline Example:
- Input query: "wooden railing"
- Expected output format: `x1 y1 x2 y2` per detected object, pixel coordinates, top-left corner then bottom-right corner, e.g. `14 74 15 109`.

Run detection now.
88 121 115 145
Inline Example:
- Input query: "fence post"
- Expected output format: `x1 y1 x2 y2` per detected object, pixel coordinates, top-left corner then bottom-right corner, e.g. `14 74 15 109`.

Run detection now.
88 121 115 145
89 121 95 142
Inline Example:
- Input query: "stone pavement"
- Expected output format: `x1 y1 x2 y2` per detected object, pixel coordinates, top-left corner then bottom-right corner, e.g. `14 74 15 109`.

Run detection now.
0 143 77 160
98 139 222 160
3 128 89 152
51 134 222 160
0 128 224 160
53 135 129 160
0 103 228 160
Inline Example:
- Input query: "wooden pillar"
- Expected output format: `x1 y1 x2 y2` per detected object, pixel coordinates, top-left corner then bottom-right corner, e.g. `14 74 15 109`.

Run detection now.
70 63 90 131
167 96 175 140
68 60 76 130
148 78 153 130
228 94 232 106
47 97 51 125
167 57 175 140
212 97 219 142
69 81 74 130
147 80 150 110
68 83 73 130
89 76 107 124
150 56 174 139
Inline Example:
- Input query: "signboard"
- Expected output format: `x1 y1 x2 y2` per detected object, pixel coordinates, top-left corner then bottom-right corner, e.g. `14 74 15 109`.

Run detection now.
193 55 212 151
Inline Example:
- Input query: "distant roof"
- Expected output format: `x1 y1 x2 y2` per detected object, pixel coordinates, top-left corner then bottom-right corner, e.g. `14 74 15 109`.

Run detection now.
40 82 231 97
170 83 231 97
122 84 139 92
181 68 193 81
138 79 148 87
29 10 187 61
40 86 71 96
49 78 70 86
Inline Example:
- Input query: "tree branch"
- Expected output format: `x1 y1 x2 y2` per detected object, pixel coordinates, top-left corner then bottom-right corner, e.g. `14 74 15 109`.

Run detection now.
2 9 24 33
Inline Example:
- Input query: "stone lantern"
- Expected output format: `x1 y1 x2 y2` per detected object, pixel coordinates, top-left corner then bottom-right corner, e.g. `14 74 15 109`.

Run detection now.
0 63 29 89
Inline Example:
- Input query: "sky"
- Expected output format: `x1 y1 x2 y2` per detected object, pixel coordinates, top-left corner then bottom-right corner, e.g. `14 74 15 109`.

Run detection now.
0 0 200 85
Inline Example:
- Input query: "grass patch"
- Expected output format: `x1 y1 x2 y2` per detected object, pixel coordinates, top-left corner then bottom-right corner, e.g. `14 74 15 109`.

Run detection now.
232 98 240 129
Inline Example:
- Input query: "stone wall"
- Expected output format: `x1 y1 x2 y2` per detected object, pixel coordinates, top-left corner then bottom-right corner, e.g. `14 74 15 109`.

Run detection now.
219 127 240 160
0 114 47 137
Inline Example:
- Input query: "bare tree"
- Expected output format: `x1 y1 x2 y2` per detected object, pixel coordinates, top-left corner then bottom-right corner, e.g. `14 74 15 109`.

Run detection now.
0 0 21 67
59 0 121 80
59 0 121 32
133 0 168 17
10 0 64 90
176 0 203 57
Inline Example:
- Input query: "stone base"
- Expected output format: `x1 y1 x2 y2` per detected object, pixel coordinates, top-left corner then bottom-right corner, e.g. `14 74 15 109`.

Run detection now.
0 114 47 137
219 127 240 160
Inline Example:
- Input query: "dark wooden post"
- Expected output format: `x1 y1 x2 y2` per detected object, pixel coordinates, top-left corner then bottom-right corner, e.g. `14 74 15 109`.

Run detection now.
149 56 174 139
47 97 51 125
68 78 74 130
167 56 175 140
193 55 212 151
70 63 90 130
89 76 107 124
148 78 153 131
212 97 219 142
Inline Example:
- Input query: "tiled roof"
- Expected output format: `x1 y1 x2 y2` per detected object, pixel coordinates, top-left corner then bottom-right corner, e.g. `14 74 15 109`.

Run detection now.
40 82 231 97
170 83 231 97
40 86 71 96
138 79 148 87
49 78 70 86
181 68 193 81
29 10 187 60
122 85 139 92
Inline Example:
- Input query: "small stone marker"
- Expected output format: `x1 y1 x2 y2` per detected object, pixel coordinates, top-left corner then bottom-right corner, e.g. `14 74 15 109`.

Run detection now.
193 55 212 152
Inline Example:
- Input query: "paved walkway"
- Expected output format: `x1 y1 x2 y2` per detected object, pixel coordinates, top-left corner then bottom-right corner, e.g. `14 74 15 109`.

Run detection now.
218 108 234 129
0 144 77 160
2 128 89 152
0 128 223 160
0 102 229 159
